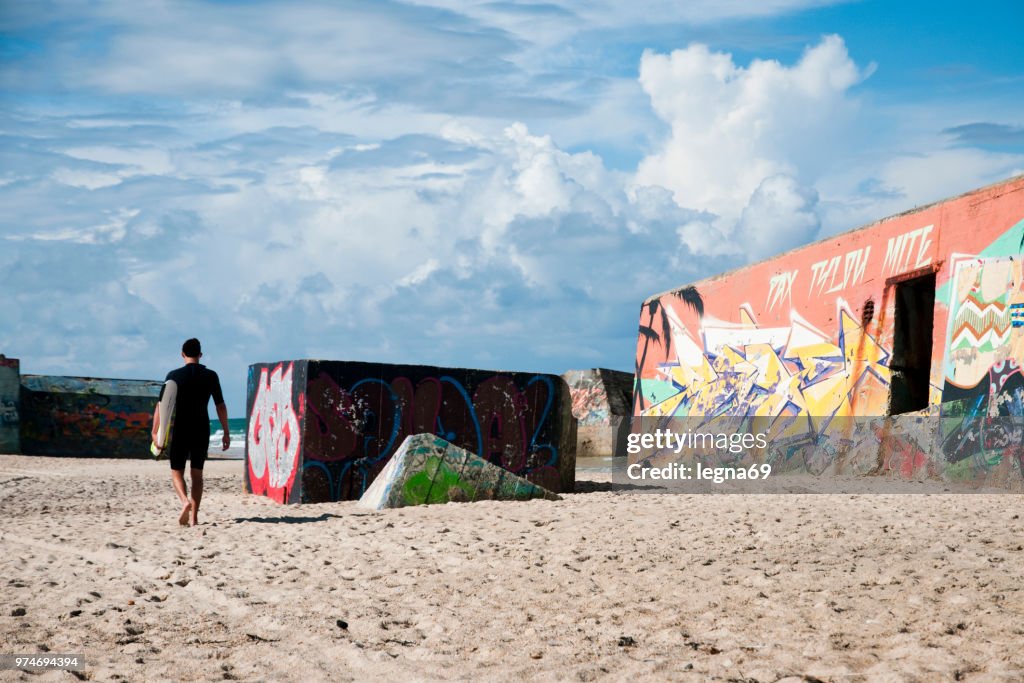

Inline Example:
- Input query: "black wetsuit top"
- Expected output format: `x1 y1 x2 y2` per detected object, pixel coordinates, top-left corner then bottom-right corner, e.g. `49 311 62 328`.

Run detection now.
160 363 224 443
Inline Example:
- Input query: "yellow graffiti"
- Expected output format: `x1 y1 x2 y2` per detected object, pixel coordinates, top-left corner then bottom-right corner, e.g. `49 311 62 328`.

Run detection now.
645 305 893 423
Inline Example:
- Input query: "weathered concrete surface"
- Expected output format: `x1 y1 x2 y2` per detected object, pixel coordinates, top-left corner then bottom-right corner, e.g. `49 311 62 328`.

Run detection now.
357 433 560 510
19 375 161 458
634 174 1024 486
562 368 633 458
0 356 19 454
245 360 577 504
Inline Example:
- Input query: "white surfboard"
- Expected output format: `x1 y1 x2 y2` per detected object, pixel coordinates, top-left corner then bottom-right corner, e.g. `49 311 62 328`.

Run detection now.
151 379 177 459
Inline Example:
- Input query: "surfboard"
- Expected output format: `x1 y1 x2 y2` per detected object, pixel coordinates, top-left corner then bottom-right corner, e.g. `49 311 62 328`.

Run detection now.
151 379 177 459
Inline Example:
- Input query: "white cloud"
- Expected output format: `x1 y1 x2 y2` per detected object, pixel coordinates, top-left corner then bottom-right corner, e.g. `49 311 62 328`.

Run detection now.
6 208 139 244
1 115 719 410
877 148 1022 207
51 168 123 189
676 220 738 259
816 145 1024 236
61 146 173 175
397 259 441 288
635 35 869 236
735 174 820 260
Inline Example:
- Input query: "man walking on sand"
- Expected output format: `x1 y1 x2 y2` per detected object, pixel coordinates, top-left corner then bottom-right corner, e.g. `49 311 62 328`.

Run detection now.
152 338 230 526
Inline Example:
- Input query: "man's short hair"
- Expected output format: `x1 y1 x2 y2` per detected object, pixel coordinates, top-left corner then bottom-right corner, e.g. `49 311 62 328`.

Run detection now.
182 338 202 358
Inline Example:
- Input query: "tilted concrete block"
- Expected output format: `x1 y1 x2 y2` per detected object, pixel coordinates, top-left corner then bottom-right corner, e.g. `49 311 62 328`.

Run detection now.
358 433 560 509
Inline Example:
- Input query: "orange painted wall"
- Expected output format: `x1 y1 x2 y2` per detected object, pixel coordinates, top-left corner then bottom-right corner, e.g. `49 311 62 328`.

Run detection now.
634 176 1024 425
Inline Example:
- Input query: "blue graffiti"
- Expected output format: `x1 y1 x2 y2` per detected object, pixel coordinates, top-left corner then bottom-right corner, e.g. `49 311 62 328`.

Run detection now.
301 370 562 500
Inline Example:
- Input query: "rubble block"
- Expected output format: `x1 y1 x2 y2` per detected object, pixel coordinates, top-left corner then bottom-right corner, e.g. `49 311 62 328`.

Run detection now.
0 356 19 453
19 375 162 457
562 368 633 458
358 433 560 510
245 360 577 504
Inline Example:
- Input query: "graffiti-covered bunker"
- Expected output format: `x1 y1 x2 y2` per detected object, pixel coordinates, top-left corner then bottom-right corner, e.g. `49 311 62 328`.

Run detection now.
19 375 161 458
634 175 1024 484
245 360 577 504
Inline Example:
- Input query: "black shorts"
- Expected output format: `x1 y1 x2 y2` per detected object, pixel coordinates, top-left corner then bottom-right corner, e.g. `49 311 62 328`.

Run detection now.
169 434 209 471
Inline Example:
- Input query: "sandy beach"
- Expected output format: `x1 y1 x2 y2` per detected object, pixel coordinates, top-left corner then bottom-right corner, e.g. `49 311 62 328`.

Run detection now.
2 454 1023 682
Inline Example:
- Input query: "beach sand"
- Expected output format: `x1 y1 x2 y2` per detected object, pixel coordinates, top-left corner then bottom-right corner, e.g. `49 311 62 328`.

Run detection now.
1 454 1023 682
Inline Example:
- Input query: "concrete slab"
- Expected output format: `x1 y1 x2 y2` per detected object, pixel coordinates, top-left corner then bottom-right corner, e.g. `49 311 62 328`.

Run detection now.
358 433 560 509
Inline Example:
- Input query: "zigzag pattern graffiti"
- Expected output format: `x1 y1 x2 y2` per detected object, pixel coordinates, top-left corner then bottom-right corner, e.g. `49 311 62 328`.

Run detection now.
643 303 893 428
950 292 1010 352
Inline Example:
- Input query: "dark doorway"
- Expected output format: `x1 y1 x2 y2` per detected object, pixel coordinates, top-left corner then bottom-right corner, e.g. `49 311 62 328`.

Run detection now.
888 273 936 414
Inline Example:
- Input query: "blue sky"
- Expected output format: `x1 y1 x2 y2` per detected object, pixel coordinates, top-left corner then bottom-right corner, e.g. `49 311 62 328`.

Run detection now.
2 0 1023 414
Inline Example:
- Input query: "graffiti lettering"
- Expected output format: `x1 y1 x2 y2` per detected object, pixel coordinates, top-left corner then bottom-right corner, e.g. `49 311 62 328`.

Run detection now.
809 246 870 297
645 304 892 424
302 369 559 502
248 362 303 504
809 256 838 296
882 225 932 276
0 399 17 426
766 270 797 311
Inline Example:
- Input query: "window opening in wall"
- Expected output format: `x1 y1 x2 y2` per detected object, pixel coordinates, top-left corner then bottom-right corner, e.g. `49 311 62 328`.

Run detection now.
888 273 935 415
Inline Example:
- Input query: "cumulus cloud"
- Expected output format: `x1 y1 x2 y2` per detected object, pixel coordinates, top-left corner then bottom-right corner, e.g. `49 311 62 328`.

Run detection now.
634 35 869 251
735 175 820 261
0 113 721 407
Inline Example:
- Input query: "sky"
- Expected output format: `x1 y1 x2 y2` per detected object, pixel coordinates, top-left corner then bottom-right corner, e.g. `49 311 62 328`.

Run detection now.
2 0 1023 415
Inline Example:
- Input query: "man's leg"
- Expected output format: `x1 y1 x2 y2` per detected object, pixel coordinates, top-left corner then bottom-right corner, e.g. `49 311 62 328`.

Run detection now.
170 467 192 526
189 468 203 526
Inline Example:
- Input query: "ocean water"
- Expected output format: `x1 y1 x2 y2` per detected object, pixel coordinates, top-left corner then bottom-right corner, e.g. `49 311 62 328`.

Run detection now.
210 417 247 459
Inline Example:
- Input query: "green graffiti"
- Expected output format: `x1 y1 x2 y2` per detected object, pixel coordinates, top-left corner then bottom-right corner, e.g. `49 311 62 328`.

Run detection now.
401 455 476 505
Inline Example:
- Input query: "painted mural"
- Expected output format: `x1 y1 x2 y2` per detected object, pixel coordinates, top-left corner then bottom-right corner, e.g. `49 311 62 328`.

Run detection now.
634 176 1024 483
939 255 1024 480
247 361 306 504
563 368 632 458
640 303 891 424
19 375 162 458
245 360 576 504
564 368 632 426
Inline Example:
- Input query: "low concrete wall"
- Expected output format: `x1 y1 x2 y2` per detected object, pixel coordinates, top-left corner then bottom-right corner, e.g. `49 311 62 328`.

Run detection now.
563 368 633 458
245 360 577 504
0 357 19 454
20 375 161 458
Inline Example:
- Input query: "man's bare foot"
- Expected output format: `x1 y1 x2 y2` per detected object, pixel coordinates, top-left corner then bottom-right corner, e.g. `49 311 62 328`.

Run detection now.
178 502 192 527
189 498 199 526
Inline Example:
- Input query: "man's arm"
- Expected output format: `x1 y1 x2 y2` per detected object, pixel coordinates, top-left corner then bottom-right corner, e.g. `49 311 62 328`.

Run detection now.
216 402 230 451
209 370 230 451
